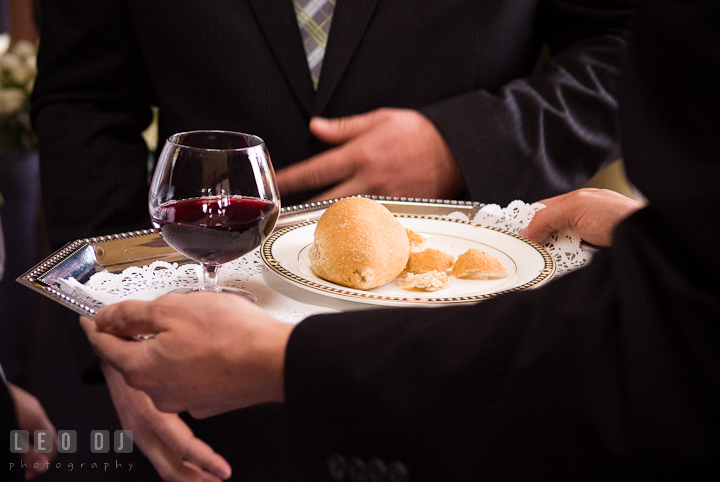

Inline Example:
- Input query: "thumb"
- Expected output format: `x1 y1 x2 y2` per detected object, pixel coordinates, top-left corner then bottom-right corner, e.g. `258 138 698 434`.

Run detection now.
309 112 376 144
94 299 168 338
519 205 567 244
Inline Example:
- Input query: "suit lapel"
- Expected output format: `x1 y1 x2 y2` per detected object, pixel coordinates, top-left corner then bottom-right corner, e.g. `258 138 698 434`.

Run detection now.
248 0 315 115
314 0 381 114
248 0 381 116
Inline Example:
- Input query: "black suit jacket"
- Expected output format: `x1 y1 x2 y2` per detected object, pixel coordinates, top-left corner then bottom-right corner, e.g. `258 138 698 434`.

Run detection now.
283 1 720 480
32 0 632 250
30 2 631 480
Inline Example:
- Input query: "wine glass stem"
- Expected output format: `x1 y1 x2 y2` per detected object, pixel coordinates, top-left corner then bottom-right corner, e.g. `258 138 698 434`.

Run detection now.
199 264 222 292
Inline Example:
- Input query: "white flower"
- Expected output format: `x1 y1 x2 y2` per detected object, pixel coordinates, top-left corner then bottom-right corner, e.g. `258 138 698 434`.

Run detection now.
10 40 37 61
0 40 37 154
0 52 21 81
1 51 36 88
0 88 26 116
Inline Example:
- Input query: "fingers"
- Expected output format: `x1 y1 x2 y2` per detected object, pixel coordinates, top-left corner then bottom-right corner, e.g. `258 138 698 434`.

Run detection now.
22 450 52 480
7 384 59 461
101 363 230 482
95 299 168 338
155 416 232 480
309 113 375 144
124 410 228 482
519 191 579 243
79 316 146 376
276 112 381 196
145 435 226 482
519 188 645 246
276 148 357 196
519 204 567 244
7 383 58 479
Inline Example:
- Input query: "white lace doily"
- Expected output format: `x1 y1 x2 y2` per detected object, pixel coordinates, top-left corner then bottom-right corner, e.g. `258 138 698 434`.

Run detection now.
58 200 592 323
470 200 593 276
58 254 322 324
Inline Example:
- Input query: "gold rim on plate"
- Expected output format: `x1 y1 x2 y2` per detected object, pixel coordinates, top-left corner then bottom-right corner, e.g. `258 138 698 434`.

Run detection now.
261 215 556 306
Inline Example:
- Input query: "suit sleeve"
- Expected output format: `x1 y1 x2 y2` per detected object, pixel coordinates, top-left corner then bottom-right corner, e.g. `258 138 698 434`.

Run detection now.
31 0 155 250
283 1 720 479
420 0 634 205
284 218 720 480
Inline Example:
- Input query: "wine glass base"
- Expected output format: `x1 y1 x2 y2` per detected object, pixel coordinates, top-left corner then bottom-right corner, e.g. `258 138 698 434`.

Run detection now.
169 286 258 303
215 286 258 303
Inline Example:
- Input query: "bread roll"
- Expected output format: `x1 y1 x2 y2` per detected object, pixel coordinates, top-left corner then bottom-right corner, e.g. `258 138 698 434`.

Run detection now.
309 197 410 290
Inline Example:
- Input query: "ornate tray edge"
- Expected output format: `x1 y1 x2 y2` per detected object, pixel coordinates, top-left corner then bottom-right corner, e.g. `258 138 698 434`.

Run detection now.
279 194 482 216
16 229 164 319
16 197 486 316
276 195 483 229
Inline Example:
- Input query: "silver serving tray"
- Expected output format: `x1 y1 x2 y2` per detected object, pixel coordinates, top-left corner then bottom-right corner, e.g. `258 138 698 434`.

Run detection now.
17 196 483 318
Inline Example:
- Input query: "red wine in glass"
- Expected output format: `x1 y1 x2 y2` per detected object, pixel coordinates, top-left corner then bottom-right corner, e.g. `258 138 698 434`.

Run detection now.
153 196 279 265
149 130 280 301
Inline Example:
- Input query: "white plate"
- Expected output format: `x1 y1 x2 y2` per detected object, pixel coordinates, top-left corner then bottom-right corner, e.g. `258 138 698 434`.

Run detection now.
261 216 555 306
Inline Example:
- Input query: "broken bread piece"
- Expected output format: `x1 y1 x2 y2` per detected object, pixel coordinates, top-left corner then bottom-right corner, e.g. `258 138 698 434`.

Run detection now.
405 248 454 274
406 228 426 251
452 248 508 279
396 270 449 292
396 248 454 291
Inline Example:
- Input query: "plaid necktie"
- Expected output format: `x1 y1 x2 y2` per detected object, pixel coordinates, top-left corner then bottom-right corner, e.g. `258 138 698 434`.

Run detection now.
293 0 336 90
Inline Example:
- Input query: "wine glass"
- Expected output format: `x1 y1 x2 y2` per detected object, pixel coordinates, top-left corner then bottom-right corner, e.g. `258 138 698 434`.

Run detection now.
149 130 280 302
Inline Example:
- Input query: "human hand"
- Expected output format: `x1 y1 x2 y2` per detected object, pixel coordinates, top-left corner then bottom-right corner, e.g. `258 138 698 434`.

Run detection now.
520 188 644 247
100 361 232 482
7 383 57 480
80 292 293 419
276 108 465 202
